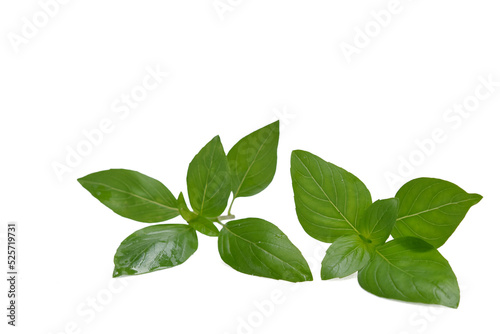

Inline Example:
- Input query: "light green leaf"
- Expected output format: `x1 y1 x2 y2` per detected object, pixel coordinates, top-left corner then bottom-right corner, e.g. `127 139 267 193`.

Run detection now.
218 218 313 282
358 198 399 246
113 224 198 277
78 169 179 223
321 234 372 280
290 150 372 243
358 237 460 308
393 178 482 248
178 193 219 237
227 121 279 201
187 136 231 217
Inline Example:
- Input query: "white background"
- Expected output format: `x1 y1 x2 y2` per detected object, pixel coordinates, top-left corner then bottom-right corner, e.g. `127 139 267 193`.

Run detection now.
1 1 499 333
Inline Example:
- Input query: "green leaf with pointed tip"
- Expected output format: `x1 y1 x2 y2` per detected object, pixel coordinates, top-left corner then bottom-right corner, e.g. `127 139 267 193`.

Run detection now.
113 224 198 277
393 178 482 248
187 136 231 217
290 150 372 243
227 121 279 201
321 234 372 280
358 237 460 308
358 198 399 246
78 169 179 223
218 218 313 282
178 193 219 237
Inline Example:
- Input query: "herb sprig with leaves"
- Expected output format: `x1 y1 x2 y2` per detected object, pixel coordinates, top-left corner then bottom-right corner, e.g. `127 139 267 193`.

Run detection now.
78 121 313 282
290 150 481 308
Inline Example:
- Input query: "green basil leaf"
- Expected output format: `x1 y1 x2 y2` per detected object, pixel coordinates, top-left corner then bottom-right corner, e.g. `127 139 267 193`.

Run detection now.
178 192 219 237
393 178 482 248
78 169 179 223
358 198 399 246
290 150 372 243
358 237 460 308
113 224 198 277
187 135 231 217
218 218 313 282
321 234 372 280
227 121 279 200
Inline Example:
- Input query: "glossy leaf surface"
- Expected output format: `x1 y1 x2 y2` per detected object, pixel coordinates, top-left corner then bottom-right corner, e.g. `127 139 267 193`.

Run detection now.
321 234 372 280
358 237 460 308
113 224 198 277
227 121 279 199
78 169 178 223
291 150 372 243
218 218 313 282
358 198 399 246
393 178 482 248
187 136 231 217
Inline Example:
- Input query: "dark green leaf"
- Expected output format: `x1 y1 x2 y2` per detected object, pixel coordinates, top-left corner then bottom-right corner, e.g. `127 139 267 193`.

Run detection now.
227 121 279 200
218 218 313 282
113 224 198 277
178 193 219 237
78 169 179 223
187 135 231 217
358 237 460 308
358 198 399 246
290 150 372 243
321 234 372 280
393 178 482 248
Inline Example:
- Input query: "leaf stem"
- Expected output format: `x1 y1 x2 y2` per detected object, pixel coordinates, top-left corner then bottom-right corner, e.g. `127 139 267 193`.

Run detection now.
227 197 236 215
217 214 235 221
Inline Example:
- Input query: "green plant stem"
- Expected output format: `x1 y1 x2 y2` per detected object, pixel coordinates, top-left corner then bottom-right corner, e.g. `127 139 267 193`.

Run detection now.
227 197 236 215
217 214 235 221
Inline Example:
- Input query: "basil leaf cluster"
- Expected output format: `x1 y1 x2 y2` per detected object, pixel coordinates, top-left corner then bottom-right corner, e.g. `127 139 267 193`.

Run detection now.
78 122 313 282
290 150 481 308
78 127 482 307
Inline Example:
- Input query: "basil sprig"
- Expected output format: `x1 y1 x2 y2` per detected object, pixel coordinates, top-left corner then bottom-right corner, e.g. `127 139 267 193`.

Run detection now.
291 150 481 308
78 121 312 282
